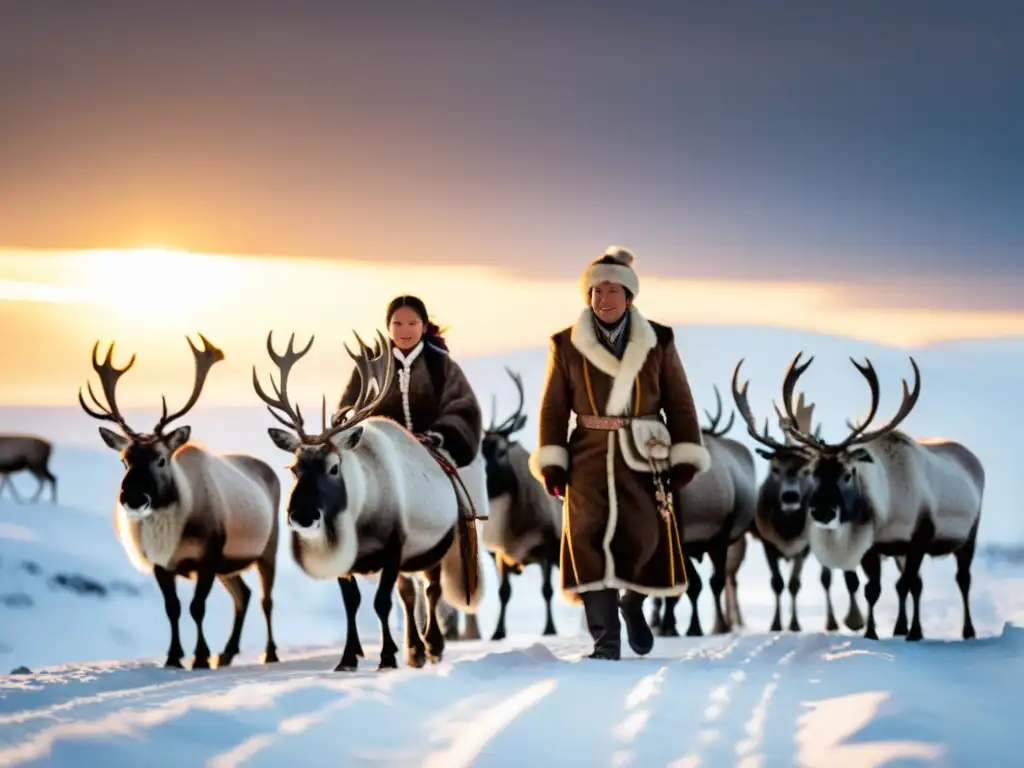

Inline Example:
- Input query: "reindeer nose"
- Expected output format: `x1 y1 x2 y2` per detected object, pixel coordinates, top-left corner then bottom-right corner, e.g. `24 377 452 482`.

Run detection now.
288 508 322 532
810 505 840 529
781 490 800 505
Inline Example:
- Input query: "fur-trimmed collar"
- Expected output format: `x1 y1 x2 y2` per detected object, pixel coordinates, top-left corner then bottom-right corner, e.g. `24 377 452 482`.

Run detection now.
570 305 657 415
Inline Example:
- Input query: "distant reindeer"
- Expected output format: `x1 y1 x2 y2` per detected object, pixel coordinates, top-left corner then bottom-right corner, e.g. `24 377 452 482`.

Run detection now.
775 352 983 641
0 435 57 503
730 367 864 634
258 331 485 671
439 368 563 641
648 385 757 636
79 335 281 669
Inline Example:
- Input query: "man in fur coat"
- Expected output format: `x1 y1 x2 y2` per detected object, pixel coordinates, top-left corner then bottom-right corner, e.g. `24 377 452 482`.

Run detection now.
530 246 711 660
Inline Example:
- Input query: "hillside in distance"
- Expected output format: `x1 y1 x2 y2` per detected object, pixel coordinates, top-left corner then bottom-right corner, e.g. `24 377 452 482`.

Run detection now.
3 323 1022 542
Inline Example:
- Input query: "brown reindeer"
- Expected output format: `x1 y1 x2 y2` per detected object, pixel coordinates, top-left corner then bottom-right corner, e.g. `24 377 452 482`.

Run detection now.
79 335 281 669
648 385 758 636
0 435 57 503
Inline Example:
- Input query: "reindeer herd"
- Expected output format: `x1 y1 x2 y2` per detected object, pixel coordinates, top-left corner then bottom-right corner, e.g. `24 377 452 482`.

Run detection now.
52 329 983 672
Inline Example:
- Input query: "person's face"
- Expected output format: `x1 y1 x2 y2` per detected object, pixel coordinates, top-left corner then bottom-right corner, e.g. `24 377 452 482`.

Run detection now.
591 281 630 324
389 306 425 351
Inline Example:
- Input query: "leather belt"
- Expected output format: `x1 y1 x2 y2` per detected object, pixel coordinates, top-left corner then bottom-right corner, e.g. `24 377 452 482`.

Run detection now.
576 414 660 430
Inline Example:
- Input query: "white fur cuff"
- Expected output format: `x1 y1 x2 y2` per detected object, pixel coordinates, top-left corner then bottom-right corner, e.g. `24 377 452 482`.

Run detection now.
528 445 569 483
580 263 639 300
670 442 712 475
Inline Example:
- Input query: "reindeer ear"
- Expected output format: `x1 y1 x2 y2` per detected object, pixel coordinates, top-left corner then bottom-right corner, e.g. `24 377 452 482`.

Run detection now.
850 447 874 463
340 425 364 451
754 448 775 460
163 425 191 453
267 428 300 453
98 427 130 452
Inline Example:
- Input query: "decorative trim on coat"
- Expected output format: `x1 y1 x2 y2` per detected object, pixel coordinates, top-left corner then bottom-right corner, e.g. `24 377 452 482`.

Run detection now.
570 305 657 416
529 444 569 483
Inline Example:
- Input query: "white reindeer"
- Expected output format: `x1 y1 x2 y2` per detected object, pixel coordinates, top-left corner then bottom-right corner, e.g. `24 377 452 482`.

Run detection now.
648 385 757 636
774 352 983 641
256 331 485 671
729 374 865 634
79 335 281 669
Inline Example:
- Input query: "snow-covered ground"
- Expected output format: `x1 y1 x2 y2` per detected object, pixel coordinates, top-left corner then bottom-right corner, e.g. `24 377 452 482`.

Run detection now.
1 442 1023 766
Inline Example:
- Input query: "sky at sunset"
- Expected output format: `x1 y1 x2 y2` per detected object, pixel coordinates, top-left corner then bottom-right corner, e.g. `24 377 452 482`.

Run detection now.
1 1 1022 405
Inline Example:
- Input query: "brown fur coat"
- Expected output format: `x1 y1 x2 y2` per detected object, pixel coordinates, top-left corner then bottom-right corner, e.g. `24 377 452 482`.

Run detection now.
530 306 711 601
338 340 483 467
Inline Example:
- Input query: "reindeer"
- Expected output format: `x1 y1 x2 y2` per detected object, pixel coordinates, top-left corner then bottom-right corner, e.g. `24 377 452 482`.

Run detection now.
773 352 983 641
78 335 280 669
647 385 758 637
0 435 57 503
731 364 865 634
256 330 485 671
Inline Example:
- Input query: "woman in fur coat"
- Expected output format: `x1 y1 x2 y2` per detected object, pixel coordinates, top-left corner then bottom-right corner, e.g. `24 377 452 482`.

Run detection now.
531 246 711 660
335 295 483 468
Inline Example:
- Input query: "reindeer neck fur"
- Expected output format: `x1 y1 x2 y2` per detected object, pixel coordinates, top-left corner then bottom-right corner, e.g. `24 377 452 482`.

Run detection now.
115 444 199 573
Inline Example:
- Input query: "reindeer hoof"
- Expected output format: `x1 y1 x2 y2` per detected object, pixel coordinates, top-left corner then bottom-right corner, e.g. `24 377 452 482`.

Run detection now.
190 655 211 670
335 654 360 671
542 624 557 636
491 630 507 641
906 629 923 642
163 657 184 669
845 612 865 632
825 618 839 632
657 625 680 638
865 628 879 641
407 650 426 668
427 651 444 664
378 655 398 671
685 626 702 638
963 624 976 640
260 648 280 664
214 653 236 668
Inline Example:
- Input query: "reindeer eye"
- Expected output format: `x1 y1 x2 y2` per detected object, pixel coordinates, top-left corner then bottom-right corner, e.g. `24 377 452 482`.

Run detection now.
157 457 166 467
329 464 339 476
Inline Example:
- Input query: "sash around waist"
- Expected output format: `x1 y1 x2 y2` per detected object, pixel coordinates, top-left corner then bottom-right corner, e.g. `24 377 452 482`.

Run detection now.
576 414 662 431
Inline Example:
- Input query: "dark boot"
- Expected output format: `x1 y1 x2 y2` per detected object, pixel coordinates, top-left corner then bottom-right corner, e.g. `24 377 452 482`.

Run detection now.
581 589 621 660
619 589 654 656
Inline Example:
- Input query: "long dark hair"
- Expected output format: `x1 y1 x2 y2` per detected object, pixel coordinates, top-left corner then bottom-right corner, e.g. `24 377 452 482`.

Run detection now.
385 294 449 351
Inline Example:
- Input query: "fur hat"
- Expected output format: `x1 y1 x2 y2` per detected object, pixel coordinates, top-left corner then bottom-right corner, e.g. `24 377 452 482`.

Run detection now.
580 245 639 302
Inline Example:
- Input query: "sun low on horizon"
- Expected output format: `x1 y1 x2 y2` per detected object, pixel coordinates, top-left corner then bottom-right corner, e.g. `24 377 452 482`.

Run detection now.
3 245 1024 407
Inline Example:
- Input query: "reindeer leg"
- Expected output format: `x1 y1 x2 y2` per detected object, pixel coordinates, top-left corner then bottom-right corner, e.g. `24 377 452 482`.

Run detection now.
29 470 46 504
463 612 482 640
1 475 22 504
649 596 663 631
442 602 460 640
214 574 251 668
893 555 910 636
763 543 785 632
821 566 839 632
902 548 927 642
336 576 363 671
397 574 427 668
491 555 512 640
684 557 703 637
708 542 729 634
861 551 882 640
423 563 446 663
373 561 401 670
188 567 217 669
843 570 864 631
153 566 184 668
540 557 557 636
787 551 805 632
255 555 279 663
956 528 978 640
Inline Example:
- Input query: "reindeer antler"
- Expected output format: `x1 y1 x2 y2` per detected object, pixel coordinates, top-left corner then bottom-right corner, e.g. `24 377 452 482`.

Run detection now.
779 354 921 452
252 331 315 440
489 367 527 436
702 384 736 437
319 330 394 441
78 341 140 437
730 359 795 454
153 333 225 435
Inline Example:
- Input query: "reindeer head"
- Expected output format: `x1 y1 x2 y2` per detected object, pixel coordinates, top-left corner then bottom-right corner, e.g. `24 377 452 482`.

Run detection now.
481 368 527 500
78 334 224 519
730 360 819 515
254 330 394 536
774 352 921 530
